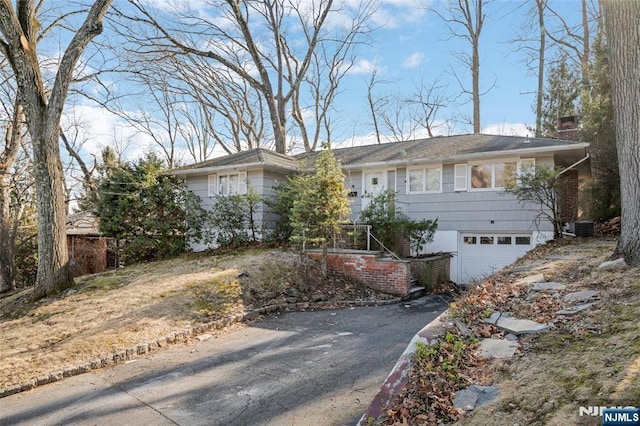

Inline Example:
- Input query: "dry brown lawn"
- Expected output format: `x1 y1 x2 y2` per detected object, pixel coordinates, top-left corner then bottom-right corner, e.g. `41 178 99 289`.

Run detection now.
0 248 389 391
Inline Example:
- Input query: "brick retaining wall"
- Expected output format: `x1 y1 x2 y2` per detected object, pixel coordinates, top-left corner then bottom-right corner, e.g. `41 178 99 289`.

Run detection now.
305 250 412 296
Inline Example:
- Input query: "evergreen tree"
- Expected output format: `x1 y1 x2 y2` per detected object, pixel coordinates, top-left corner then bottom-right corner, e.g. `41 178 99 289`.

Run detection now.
540 53 581 138
290 148 351 277
581 29 620 221
94 152 206 263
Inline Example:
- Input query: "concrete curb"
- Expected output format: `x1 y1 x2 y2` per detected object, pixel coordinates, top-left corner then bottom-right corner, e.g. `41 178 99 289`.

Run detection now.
0 297 401 399
358 310 450 425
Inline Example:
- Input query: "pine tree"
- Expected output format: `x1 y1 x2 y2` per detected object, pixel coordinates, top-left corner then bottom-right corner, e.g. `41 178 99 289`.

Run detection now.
290 148 351 278
540 53 581 138
580 29 619 221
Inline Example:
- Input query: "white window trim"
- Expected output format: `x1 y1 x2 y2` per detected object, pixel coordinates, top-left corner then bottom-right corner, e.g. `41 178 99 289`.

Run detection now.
517 158 536 177
461 233 533 246
238 171 248 194
407 164 442 194
468 158 524 192
208 171 248 196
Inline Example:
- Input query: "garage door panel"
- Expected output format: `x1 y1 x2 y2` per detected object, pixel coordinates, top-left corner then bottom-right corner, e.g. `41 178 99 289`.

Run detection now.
459 233 532 284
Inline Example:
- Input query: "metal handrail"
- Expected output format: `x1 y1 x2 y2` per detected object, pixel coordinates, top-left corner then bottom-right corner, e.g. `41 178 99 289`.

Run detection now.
367 232 402 260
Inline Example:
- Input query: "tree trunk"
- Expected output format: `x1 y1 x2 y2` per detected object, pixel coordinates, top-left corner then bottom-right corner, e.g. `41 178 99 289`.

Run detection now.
0 0 112 298
31 123 73 298
468 0 484 134
602 0 640 266
0 102 22 293
535 0 546 137
0 178 15 293
321 244 328 279
472 38 480 134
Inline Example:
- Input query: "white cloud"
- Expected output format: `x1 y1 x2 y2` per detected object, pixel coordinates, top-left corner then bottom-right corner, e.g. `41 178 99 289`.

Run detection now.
402 52 425 68
371 0 429 28
61 104 156 162
482 122 532 137
348 58 384 75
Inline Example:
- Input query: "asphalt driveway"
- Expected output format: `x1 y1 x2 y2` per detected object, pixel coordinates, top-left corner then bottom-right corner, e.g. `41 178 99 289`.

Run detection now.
0 295 449 426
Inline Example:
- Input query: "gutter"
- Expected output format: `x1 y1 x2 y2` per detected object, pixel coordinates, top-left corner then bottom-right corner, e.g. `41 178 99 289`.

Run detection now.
556 152 590 178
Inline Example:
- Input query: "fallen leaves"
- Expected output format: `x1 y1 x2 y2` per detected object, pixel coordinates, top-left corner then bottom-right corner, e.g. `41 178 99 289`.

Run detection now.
376 237 622 425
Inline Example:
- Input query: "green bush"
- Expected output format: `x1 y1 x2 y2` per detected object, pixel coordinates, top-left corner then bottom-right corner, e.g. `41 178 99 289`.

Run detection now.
360 189 437 256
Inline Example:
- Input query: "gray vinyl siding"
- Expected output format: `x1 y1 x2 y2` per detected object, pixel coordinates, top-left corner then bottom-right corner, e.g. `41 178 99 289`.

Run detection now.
260 169 290 230
184 174 211 208
351 156 555 233
185 168 290 232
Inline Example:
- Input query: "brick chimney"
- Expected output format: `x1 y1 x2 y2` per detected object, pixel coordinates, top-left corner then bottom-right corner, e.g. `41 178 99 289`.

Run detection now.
557 116 579 141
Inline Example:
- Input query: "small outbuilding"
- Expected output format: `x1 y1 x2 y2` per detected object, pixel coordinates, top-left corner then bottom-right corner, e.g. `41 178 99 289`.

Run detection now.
66 212 110 277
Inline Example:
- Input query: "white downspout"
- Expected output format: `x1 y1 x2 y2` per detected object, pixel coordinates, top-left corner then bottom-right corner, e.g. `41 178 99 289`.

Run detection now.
556 152 590 178
554 152 590 235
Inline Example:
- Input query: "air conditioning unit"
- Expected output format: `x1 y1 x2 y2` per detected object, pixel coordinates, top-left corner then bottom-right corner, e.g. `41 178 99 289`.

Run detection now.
569 221 595 237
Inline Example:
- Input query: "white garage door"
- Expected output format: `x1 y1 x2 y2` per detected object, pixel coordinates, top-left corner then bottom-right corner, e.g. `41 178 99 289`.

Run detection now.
459 233 533 284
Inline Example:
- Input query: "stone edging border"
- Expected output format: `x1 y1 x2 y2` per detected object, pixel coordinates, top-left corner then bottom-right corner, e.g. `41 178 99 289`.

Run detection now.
0 297 402 399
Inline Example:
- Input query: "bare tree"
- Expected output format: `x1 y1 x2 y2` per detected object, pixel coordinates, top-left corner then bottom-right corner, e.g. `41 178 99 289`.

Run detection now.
366 69 385 144
174 56 268 155
175 101 218 163
122 68 183 167
289 0 374 151
601 0 640 266
545 0 598 82
0 0 112 299
534 0 547 136
366 72 450 142
432 0 489 134
118 0 375 154
59 117 98 206
0 95 22 293
406 76 450 138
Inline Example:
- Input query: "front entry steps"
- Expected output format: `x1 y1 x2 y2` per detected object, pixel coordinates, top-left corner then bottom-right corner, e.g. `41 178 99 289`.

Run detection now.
405 285 427 300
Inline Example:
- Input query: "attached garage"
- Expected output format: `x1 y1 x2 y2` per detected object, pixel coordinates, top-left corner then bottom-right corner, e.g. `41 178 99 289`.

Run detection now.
458 233 533 284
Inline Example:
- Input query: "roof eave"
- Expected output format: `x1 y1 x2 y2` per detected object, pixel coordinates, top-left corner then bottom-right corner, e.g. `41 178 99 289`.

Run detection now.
333 142 590 170
168 161 299 177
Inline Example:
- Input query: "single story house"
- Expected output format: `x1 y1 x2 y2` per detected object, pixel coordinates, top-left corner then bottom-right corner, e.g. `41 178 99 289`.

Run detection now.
171 134 590 284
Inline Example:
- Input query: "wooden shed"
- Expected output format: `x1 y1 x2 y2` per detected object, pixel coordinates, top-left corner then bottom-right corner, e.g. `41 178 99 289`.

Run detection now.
66 212 109 277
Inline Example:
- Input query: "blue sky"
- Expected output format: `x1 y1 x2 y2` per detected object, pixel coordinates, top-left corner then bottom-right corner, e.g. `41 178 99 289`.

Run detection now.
56 0 592 162
329 0 590 144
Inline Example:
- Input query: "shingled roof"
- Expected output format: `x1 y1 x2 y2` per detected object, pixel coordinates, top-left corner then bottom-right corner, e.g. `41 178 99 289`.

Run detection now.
171 147 299 174
295 134 588 169
171 134 588 174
